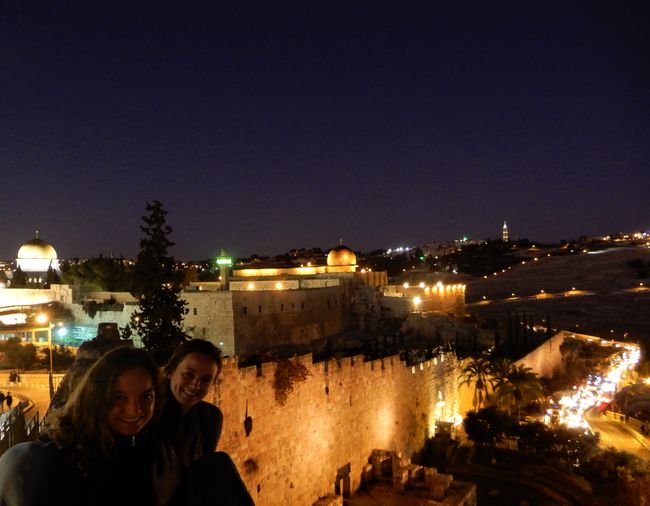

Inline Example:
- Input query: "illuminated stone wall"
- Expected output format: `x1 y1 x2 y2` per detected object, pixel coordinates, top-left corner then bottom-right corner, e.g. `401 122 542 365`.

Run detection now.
0 285 345 357
183 287 344 356
515 330 567 378
0 287 59 307
231 286 344 355
183 291 236 356
382 283 466 318
215 352 462 506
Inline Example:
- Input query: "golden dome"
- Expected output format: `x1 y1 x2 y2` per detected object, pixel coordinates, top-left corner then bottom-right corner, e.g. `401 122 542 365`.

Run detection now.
17 238 58 260
327 245 356 266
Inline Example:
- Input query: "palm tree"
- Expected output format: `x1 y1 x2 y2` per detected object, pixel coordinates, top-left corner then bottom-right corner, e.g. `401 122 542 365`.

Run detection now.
496 364 545 420
489 358 514 408
460 357 495 411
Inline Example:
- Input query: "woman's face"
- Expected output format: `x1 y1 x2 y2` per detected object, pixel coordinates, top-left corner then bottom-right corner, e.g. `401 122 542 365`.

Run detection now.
107 367 156 436
170 352 219 411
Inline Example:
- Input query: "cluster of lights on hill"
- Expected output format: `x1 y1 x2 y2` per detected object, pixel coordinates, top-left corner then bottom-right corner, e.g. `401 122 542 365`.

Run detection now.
399 281 466 308
474 247 649 303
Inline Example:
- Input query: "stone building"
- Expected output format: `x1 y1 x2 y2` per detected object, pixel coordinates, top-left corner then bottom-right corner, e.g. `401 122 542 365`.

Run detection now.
1 244 467 355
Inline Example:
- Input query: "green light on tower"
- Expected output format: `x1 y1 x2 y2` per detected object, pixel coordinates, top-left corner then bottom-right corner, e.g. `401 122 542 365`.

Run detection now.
216 256 233 266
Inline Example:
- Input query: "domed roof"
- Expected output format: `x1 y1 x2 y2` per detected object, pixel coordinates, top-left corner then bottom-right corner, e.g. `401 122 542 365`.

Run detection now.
327 245 356 266
17 237 58 260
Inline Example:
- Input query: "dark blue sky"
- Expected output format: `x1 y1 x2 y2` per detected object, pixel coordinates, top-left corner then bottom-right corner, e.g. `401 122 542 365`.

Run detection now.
1 2 648 260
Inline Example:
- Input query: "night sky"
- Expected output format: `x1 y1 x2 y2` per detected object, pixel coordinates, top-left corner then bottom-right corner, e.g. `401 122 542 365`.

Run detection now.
2 2 648 260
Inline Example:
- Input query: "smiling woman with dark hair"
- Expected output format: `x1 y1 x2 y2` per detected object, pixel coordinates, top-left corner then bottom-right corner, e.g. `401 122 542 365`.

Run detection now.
161 338 224 465
160 338 254 505
0 346 178 506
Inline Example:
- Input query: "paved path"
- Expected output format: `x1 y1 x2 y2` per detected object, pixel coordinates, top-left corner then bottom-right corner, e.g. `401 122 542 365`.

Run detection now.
0 382 52 424
586 410 650 460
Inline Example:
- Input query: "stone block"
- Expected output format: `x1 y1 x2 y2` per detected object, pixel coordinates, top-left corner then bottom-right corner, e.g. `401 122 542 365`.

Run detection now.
431 483 446 501
424 467 438 486
405 463 423 481
393 468 409 491
312 494 342 506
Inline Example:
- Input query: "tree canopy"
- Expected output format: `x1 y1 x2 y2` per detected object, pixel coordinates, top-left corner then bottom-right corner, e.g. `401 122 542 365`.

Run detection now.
460 356 495 411
126 200 188 364
60 255 130 291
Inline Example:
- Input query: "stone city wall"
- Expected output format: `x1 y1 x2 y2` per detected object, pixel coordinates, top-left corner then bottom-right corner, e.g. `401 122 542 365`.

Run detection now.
215 352 462 506
183 291 236 356
231 287 344 355
0 288 57 307
515 330 567 379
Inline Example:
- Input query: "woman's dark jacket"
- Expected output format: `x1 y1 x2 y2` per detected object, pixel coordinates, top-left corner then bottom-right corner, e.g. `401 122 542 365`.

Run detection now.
0 431 158 506
160 399 223 464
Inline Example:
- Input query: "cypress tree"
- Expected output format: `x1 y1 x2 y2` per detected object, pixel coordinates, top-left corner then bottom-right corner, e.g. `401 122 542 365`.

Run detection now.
127 200 188 364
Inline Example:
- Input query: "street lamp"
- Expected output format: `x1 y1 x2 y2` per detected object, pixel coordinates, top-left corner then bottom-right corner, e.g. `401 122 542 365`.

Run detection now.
37 313 55 400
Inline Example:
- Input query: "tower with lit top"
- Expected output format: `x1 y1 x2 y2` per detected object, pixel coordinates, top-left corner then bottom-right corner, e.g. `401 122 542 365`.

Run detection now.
502 221 509 242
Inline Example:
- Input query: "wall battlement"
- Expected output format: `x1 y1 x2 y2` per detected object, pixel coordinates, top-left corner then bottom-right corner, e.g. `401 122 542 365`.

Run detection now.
215 352 462 505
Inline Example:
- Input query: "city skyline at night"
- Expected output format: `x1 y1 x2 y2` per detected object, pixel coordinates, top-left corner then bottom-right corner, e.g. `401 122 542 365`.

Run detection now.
1 2 648 260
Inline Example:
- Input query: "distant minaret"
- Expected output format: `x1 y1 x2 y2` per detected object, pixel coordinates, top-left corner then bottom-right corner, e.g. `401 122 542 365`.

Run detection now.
502 221 509 242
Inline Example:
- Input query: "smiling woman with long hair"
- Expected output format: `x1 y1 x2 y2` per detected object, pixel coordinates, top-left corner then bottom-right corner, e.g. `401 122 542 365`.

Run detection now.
0 346 178 506
160 338 224 465
160 338 254 505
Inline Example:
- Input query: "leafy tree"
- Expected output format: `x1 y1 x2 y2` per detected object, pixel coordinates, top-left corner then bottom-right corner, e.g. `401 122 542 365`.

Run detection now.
60 256 130 291
514 421 599 465
460 357 495 411
463 406 514 446
578 448 650 505
182 265 199 286
37 345 76 371
0 338 38 369
496 364 545 420
127 200 188 364
488 357 514 406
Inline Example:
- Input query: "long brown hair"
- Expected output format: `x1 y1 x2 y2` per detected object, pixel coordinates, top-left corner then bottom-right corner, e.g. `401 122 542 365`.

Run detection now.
47 346 161 461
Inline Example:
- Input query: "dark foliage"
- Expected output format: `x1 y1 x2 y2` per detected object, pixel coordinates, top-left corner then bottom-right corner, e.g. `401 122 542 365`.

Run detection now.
126 201 188 364
463 406 515 446
60 255 130 291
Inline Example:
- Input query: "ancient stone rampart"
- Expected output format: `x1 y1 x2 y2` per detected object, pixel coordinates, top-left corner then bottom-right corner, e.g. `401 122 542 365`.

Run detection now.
515 330 567 378
214 352 462 506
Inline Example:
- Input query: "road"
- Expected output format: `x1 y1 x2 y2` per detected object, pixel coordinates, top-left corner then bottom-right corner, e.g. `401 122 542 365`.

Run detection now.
585 409 650 460
1 374 54 425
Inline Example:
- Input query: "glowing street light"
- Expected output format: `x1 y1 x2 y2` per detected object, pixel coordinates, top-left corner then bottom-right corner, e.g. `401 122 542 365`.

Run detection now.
37 313 55 401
